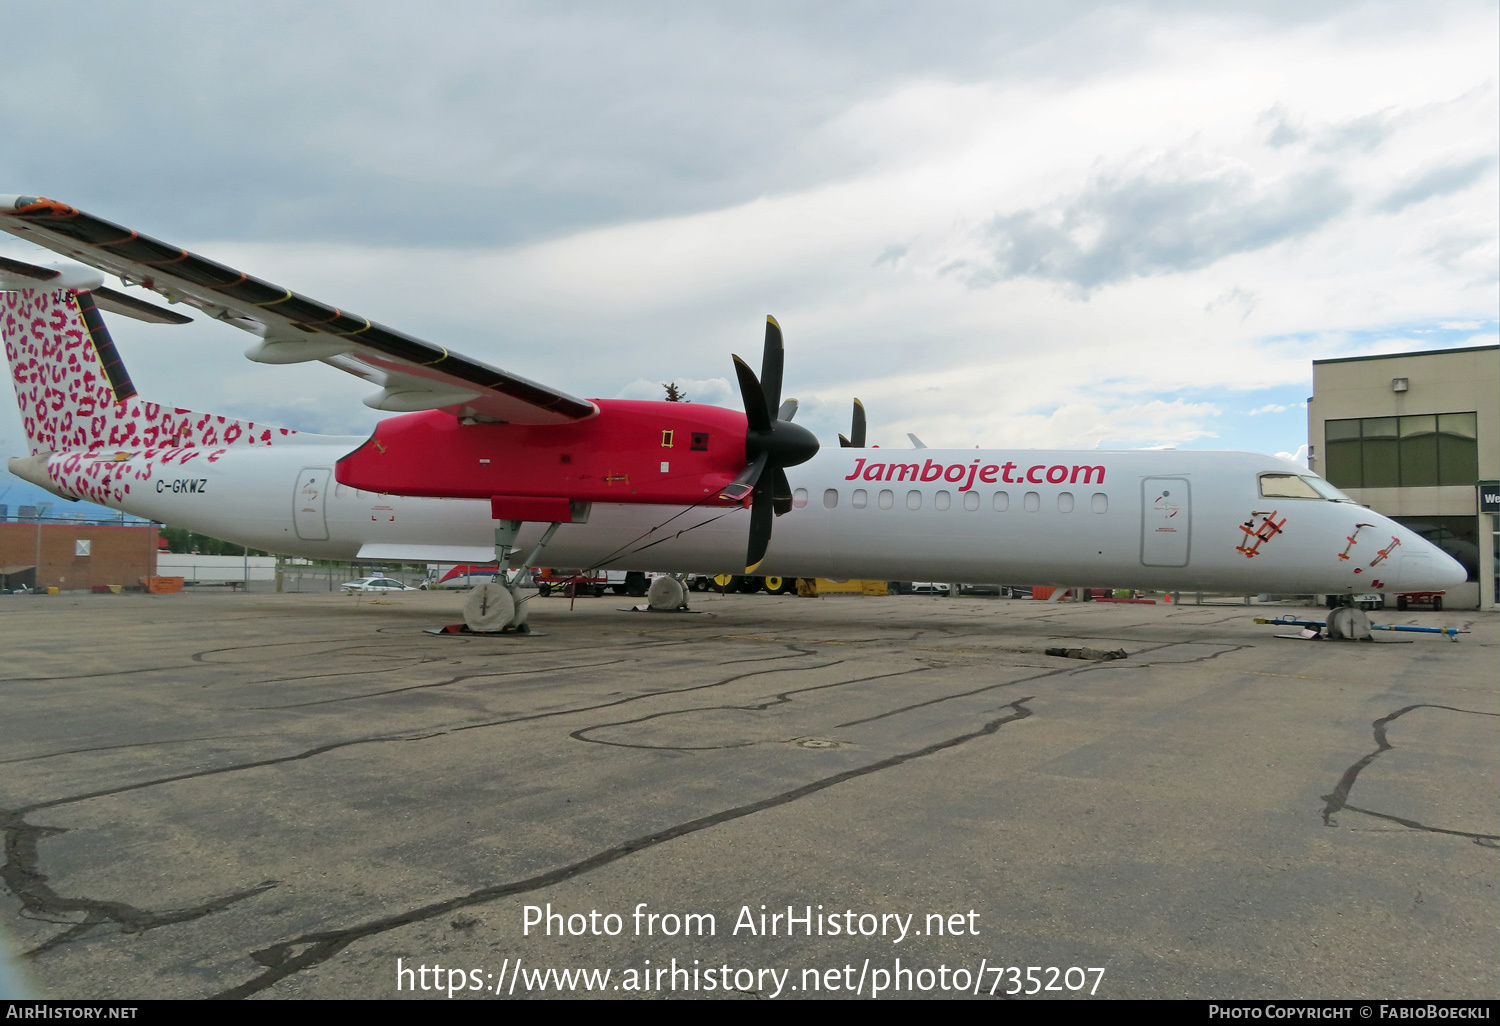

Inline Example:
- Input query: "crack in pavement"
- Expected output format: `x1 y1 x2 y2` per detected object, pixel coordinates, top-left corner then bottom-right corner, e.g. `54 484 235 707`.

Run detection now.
570 665 922 750
250 658 633 709
0 657 848 959
211 697 1036 999
0 733 281 767
1 808 277 959
1320 703 1500 844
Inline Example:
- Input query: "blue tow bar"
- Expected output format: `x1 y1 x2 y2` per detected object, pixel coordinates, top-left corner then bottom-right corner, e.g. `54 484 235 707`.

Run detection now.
1254 615 1466 641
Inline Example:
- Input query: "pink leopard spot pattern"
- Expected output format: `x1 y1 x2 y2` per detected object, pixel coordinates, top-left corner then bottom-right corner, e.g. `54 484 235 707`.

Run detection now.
3 288 294 506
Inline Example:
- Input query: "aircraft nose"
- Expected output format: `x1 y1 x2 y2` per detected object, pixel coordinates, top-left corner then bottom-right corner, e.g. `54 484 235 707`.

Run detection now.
1433 550 1468 588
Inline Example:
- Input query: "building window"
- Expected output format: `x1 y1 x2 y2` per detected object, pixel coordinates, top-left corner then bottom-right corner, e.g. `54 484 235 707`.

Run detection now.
1325 412 1478 488
1393 515 1480 582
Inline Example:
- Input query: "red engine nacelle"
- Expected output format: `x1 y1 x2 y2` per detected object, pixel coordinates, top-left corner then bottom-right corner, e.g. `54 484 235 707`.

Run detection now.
335 399 751 508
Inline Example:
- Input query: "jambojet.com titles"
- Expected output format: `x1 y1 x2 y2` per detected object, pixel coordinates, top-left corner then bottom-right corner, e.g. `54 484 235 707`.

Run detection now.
845 458 1107 490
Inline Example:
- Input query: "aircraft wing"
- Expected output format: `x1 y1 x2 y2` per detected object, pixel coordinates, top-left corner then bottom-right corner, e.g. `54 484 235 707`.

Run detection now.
0 195 597 426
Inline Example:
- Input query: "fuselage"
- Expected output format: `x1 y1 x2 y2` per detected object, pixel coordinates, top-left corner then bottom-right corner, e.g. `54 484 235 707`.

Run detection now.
30 426 1467 596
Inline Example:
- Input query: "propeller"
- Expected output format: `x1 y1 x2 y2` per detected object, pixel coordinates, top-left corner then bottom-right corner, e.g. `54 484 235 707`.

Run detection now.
721 316 820 571
837 398 866 448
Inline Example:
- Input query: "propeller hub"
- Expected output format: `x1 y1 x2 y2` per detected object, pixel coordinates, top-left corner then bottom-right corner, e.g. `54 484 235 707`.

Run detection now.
748 419 819 468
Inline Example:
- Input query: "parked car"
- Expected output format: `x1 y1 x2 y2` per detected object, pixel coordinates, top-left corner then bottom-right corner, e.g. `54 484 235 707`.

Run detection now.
341 576 417 592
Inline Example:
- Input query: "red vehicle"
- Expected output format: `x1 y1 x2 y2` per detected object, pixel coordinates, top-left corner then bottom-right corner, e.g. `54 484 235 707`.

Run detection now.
533 569 648 597
1395 591 1445 611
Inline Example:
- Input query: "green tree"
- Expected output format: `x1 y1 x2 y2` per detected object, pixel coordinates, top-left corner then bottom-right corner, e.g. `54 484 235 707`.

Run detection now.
662 382 689 402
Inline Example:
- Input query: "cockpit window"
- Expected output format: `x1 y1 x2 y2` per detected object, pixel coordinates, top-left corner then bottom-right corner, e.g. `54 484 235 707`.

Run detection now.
1301 475 1354 502
1258 473 1355 501
1258 473 1323 499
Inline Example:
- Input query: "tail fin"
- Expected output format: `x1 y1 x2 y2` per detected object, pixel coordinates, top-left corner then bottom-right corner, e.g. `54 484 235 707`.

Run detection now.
4 286 132 455
3 286 296 504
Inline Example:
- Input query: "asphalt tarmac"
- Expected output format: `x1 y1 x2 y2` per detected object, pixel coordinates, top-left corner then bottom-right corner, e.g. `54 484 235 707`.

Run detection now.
1 589 1495 1001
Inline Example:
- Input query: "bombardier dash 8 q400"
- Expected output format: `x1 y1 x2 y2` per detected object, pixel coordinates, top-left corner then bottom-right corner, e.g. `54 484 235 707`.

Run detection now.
0 194 1466 621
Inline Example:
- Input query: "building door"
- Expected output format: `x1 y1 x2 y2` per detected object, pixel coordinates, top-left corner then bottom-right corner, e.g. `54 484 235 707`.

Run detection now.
294 467 331 541
1141 477 1191 567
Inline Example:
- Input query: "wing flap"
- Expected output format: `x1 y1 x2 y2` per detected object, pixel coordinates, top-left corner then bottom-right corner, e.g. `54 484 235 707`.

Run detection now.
0 196 597 425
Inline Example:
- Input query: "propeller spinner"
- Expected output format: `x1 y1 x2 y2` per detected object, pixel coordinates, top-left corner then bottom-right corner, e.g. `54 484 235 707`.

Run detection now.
720 316 819 570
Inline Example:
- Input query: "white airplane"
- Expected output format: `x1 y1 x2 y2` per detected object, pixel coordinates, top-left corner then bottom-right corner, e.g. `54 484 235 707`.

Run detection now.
0 194 1466 620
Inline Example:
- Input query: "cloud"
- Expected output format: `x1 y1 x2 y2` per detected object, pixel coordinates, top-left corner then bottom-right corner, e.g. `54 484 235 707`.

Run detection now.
1205 286 1261 319
1379 156 1495 213
1274 443 1309 465
967 163 1352 291
1312 109 1399 153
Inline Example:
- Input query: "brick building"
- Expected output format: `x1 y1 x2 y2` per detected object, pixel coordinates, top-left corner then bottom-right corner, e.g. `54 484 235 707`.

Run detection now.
0 522 159 591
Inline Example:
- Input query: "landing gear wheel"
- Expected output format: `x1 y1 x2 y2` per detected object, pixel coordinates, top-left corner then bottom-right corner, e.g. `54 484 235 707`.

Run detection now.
690 577 710 592
764 576 794 595
624 572 649 598
647 575 687 610
611 584 627 595
465 582 516 632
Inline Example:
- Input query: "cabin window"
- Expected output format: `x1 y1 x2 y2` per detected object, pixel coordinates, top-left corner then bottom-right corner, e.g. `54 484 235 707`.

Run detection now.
661 430 674 447
878 489 894 510
1091 492 1108 513
792 488 808 508
1258 473 1322 499
1057 491 1074 513
690 432 709 451
934 490 951 511
823 488 839 509
992 490 1009 512
963 490 980 511
1023 491 1040 512
906 490 922 510
852 488 868 509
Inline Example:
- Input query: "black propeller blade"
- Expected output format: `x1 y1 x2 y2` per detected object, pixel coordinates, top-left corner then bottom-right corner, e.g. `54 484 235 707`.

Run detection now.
838 398 867 448
721 316 820 570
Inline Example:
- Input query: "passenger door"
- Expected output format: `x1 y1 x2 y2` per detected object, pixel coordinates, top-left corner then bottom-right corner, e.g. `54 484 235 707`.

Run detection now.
293 467 331 541
1141 477 1190 567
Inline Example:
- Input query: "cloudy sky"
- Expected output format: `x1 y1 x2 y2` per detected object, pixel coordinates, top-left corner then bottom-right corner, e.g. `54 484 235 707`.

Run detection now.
2 0 1496 514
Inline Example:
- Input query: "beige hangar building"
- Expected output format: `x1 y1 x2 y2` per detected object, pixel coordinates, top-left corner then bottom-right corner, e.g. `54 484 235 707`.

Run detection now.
1307 344 1499 611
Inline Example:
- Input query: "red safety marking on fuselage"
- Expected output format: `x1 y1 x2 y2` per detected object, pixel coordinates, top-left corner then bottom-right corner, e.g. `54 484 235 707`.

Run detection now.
1338 523 1375 561
1369 536 1401 567
1236 510 1286 558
